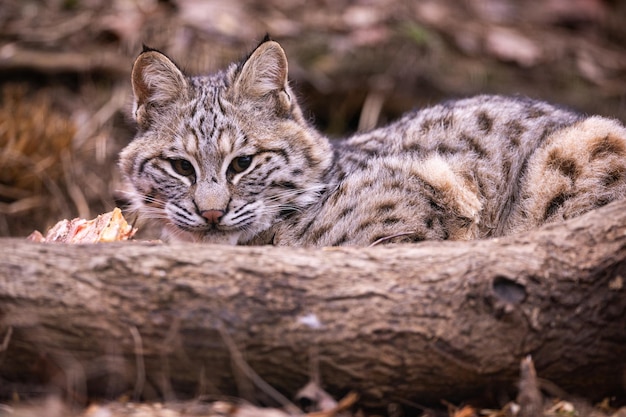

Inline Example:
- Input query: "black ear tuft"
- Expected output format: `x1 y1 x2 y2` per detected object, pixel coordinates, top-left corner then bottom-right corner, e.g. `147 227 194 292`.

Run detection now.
141 44 169 54
238 34 275 71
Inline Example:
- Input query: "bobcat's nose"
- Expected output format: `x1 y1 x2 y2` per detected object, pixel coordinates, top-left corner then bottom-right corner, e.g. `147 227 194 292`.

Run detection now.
201 209 225 224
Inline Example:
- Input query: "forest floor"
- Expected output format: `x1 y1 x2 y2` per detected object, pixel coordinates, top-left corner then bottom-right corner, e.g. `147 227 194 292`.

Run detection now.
1 0 626 416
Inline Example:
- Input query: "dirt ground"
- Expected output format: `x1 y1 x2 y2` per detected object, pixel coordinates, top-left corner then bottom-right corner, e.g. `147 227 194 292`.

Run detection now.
1 0 626 416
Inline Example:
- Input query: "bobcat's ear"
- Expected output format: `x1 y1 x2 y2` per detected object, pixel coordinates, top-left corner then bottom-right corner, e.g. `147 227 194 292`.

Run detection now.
131 48 188 126
234 40 289 100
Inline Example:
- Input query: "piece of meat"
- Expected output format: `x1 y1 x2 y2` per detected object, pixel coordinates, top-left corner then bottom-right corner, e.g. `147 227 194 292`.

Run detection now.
27 208 137 243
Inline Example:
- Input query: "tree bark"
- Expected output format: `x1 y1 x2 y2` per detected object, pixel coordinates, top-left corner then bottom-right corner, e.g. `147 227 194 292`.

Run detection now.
1 201 625 408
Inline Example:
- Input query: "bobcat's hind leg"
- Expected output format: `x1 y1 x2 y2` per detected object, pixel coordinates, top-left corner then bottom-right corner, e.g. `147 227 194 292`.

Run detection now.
507 116 626 234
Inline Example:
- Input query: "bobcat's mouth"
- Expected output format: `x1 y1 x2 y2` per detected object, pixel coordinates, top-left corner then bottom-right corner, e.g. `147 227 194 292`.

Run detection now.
174 217 243 235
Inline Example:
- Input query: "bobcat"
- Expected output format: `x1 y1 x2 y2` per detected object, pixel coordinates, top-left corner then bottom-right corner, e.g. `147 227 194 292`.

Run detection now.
119 38 626 246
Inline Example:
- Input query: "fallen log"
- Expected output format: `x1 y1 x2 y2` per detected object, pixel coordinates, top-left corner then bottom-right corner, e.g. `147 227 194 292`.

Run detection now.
1 200 625 408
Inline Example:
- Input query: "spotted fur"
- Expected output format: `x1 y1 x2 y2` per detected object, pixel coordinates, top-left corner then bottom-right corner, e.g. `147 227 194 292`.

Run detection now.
119 39 626 246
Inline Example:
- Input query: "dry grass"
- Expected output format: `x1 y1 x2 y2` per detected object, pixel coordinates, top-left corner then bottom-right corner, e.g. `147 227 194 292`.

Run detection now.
0 85 76 235
0 81 133 237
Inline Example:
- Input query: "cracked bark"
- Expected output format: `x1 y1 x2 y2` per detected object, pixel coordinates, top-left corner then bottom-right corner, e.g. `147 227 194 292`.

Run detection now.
0 200 625 407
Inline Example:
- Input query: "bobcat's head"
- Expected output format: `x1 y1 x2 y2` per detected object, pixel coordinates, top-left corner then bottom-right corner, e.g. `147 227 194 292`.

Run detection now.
119 39 332 244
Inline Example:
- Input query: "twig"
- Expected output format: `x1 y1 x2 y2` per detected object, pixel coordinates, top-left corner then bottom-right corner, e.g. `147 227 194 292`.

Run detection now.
517 355 543 417
217 322 302 415
0 45 129 75
358 90 385 132
3 11 95 44
309 346 320 385
0 326 12 352
73 85 129 151
61 150 90 219
0 196 47 215
129 325 146 401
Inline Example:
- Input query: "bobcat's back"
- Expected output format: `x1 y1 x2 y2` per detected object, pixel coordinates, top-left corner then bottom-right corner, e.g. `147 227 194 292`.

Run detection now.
120 40 626 246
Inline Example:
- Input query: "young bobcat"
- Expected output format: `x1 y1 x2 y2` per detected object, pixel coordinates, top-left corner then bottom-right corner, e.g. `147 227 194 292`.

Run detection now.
120 39 626 246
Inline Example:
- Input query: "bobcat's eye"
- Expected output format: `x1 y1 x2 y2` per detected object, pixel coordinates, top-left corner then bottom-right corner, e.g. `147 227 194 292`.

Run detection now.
230 155 253 173
170 159 195 177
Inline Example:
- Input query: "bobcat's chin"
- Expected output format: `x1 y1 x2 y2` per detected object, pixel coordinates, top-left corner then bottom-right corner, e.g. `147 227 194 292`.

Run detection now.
199 231 242 245
161 223 242 245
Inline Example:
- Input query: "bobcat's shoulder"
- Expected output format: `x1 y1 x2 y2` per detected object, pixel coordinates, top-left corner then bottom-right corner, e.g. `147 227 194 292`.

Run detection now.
119 40 626 246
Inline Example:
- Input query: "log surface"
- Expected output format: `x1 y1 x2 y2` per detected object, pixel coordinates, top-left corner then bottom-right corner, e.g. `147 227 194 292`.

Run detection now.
1 201 626 406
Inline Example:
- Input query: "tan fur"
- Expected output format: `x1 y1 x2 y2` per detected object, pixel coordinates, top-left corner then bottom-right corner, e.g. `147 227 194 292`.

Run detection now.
413 155 483 234
504 117 626 234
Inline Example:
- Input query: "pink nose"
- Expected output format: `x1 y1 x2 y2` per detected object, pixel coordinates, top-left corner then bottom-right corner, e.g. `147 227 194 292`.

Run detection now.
201 209 224 224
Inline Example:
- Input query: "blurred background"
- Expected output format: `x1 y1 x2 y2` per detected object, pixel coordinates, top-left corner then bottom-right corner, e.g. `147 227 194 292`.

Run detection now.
1 0 626 237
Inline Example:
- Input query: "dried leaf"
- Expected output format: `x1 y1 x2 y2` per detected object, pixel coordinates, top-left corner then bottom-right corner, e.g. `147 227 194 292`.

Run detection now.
452 405 477 417
296 380 338 413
